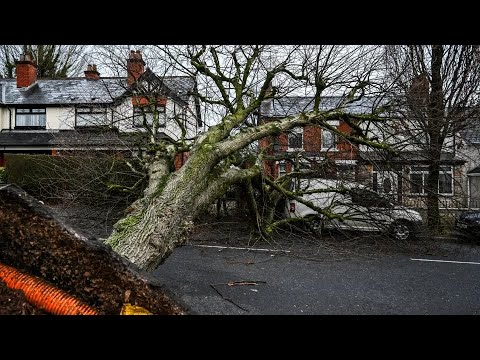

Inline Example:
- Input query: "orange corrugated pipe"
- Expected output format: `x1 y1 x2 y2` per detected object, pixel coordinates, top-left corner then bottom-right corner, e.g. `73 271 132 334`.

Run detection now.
0 262 98 315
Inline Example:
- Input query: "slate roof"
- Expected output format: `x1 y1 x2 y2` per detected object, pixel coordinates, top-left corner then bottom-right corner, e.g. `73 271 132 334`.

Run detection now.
461 121 480 145
0 130 169 148
0 78 125 105
359 150 466 165
468 166 480 175
0 131 55 146
260 96 384 118
0 73 196 106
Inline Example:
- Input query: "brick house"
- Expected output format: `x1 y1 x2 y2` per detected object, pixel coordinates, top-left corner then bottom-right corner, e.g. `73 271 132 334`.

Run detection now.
258 96 367 181
258 95 471 210
0 50 202 169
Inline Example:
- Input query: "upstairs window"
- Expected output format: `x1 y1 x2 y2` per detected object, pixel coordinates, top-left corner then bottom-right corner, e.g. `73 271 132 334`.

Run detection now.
321 129 337 150
288 128 303 150
15 108 46 129
133 105 166 128
75 107 108 127
278 161 287 177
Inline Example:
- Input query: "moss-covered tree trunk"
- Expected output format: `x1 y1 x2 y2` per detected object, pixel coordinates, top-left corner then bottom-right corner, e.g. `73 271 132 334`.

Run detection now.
105 138 260 271
105 149 216 270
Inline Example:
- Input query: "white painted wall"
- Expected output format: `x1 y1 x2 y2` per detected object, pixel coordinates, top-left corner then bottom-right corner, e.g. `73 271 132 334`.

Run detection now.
57 107 76 130
112 96 198 141
0 107 9 130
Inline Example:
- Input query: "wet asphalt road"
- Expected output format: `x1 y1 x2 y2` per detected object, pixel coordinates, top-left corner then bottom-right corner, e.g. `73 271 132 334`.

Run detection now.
152 242 480 315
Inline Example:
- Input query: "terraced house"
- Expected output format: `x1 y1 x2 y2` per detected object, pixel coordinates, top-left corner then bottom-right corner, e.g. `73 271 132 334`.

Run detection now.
0 50 202 169
258 95 480 211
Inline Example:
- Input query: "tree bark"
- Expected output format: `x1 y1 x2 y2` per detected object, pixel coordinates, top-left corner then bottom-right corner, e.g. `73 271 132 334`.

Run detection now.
105 142 260 271
426 45 444 232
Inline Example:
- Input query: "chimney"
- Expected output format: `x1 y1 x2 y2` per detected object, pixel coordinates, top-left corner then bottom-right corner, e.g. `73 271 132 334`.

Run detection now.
409 73 429 106
84 64 100 80
15 52 37 88
127 50 145 86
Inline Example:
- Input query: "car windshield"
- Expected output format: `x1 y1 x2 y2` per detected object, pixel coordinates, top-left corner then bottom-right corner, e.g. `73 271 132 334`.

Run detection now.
463 212 480 220
350 188 392 208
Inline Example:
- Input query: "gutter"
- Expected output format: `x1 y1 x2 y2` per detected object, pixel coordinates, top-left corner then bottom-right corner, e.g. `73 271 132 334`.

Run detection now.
8 107 12 130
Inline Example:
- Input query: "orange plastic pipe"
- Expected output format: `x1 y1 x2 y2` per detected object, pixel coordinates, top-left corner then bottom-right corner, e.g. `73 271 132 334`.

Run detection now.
0 262 98 315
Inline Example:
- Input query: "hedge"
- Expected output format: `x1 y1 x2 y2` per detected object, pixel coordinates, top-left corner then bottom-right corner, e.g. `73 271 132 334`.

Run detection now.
5 154 146 205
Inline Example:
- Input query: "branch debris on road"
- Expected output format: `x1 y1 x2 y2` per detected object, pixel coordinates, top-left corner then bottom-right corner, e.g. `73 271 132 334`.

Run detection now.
210 280 267 312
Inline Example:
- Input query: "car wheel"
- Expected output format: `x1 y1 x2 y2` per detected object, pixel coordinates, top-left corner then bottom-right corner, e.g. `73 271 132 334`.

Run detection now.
391 221 413 241
305 215 323 236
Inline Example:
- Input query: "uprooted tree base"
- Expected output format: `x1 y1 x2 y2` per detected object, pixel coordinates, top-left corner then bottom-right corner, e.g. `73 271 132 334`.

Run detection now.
0 184 188 315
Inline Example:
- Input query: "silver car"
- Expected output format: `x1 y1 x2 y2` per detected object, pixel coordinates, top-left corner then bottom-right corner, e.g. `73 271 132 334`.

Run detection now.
285 178 424 241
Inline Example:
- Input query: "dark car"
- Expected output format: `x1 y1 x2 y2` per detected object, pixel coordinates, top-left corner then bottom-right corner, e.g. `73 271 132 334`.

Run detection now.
454 210 480 240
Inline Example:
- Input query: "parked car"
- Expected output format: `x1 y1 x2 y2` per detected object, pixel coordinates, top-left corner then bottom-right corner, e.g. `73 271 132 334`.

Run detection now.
285 178 425 241
454 210 480 240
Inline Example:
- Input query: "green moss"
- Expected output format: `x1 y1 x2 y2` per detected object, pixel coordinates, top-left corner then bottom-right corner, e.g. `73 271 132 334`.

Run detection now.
0 167 6 183
152 173 172 198
105 212 143 249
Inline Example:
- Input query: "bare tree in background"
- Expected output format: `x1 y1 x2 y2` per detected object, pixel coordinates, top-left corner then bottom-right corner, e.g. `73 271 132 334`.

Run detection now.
0 45 88 77
82 45 393 271
383 45 480 232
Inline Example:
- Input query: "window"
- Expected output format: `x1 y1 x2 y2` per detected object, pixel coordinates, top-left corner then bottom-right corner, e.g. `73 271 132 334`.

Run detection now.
133 105 166 128
439 166 453 195
321 129 336 150
288 128 303 150
75 107 108 127
410 165 453 195
372 171 398 196
15 108 46 128
278 161 287 177
410 166 428 195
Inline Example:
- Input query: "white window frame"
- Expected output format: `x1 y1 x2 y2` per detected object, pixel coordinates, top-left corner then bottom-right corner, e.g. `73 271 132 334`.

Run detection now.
321 129 337 151
409 165 453 196
438 165 454 196
320 120 340 151
277 161 287 177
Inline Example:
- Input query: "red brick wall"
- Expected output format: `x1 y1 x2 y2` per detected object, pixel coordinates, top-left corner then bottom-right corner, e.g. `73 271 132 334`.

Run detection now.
84 70 100 80
336 121 354 152
16 62 37 88
174 152 189 171
132 96 167 107
259 117 360 179
304 125 321 152
278 133 288 151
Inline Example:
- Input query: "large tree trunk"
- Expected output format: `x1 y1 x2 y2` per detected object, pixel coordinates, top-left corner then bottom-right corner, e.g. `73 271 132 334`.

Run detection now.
426 45 444 232
426 157 440 231
105 150 217 271
105 143 259 271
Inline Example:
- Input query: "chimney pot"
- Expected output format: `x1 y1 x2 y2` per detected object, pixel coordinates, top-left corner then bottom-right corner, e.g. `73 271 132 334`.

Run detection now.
84 63 100 80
